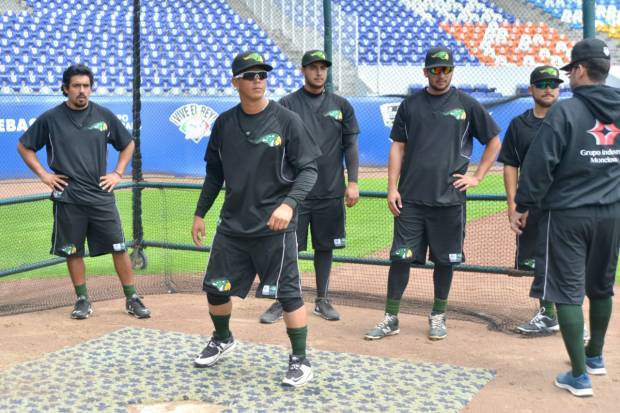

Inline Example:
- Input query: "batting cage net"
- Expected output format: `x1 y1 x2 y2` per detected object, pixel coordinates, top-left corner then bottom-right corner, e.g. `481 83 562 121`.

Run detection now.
0 0 617 332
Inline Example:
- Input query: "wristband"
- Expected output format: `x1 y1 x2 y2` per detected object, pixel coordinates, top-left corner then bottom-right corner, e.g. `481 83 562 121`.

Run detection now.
113 170 123 178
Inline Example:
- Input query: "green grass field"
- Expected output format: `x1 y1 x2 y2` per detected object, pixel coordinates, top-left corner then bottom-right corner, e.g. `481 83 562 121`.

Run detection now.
2 175 618 281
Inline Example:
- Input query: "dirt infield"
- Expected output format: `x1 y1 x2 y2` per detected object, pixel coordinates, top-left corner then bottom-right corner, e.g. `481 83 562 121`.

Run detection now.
1 293 618 412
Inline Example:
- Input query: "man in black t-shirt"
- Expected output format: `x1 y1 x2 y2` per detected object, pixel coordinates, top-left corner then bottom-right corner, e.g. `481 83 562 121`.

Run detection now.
259 50 360 324
191 51 321 387
17 64 150 320
364 47 501 341
499 66 563 336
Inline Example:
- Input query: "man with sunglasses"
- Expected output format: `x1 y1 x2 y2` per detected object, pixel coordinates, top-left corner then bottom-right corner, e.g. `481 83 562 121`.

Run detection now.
500 66 563 335
191 51 321 387
511 38 620 397
365 47 501 341
259 50 360 324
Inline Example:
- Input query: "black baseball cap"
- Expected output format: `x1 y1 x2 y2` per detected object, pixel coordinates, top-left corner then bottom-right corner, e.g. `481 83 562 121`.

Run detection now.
302 50 332 67
560 38 611 71
424 47 454 69
231 51 273 76
530 65 563 84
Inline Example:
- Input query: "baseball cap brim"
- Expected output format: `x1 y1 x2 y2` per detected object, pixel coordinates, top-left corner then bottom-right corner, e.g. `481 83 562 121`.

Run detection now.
424 62 455 69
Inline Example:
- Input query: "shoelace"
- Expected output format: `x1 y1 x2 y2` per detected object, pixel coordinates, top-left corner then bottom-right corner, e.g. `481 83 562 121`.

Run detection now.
429 315 445 329
376 315 393 329
289 359 302 371
529 309 546 325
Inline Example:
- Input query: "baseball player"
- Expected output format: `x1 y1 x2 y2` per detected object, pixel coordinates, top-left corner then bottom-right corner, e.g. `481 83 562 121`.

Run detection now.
499 66 563 335
191 51 320 387
17 64 150 320
259 50 360 324
511 38 620 397
365 47 501 341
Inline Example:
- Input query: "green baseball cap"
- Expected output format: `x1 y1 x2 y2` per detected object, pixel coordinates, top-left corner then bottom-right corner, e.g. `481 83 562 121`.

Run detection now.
301 50 332 67
231 51 273 76
530 65 563 84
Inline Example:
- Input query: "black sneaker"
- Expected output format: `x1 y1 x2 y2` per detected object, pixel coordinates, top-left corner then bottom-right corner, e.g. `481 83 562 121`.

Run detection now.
364 313 399 340
194 334 236 367
260 301 283 324
282 355 313 387
314 298 340 321
126 294 151 319
516 307 559 335
71 296 92 320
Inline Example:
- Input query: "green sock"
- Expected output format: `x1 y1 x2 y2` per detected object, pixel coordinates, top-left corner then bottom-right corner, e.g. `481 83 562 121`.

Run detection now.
432 298 448 314
74 284 88 298
210 313 231 340
122 284 137 299
287 326 308 358
586 297 612 358
385 298 401 316
556 304 586 376
540 299 556 318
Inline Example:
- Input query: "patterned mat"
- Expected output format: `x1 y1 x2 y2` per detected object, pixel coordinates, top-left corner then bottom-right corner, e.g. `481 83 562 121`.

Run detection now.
0 328 494 413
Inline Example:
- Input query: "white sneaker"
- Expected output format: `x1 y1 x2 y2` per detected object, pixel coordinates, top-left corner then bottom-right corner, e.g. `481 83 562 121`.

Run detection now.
282 355 313 387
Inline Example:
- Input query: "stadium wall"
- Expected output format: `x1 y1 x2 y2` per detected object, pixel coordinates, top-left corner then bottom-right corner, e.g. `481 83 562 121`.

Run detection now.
0 95 537 178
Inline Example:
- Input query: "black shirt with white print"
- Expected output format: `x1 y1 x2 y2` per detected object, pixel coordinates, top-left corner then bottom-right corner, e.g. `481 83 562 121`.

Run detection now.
195 100 321 237
390 87 500 206
19 102 132 205
279 88 360 199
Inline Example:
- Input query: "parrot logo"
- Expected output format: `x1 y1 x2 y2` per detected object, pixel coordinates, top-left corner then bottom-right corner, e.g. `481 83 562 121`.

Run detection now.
87 121 108 132
539 67 558 77
444 108 466 121
311 51 326 59
393 247 413 260
324 110 343 121
210 279 232 292
431 51 450 61
243 53 264 63
250 133 282 147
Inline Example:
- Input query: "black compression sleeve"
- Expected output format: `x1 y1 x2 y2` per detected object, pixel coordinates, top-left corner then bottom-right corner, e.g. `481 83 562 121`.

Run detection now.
343 133 359 183
283 161 318 209
194 164 224 218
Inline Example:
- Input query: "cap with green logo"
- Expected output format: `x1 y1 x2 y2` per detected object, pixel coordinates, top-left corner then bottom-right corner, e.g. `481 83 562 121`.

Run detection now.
530 65 563 84
301 49 332 67
424 47 454 69
231 51 273 76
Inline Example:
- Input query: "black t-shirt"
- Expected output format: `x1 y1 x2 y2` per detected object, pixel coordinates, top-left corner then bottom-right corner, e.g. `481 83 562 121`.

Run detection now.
498 109 544 167
19 102 132 205
280 88 359 199
390 87 500 206
203 101 321 236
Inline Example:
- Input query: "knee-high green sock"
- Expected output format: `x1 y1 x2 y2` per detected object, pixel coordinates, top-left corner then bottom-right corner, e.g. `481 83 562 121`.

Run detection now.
210 313 231 340
287 326 308 358
556 304 586 377
540 299 556 318
432 298 448 315
586 297 613 358
74 284 88 298
122 284 137 299
385 298 401 316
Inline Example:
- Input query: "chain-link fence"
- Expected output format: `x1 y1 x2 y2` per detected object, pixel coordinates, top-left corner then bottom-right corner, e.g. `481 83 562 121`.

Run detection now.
0 0 612 330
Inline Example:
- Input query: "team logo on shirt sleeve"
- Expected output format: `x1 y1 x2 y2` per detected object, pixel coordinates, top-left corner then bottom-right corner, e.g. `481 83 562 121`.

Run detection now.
87 121 108 132
249 133 282 147
323 110 343 121
443 108 466 121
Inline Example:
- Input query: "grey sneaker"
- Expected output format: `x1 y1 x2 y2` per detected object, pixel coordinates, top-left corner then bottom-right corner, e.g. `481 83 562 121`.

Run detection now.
126 294 151 319
260 301 284 324
314 298 340 321
71 296 92 320
428 312 447 340
194 334 236 367
364 313 399 340
282 355 313 387
516 308 559 335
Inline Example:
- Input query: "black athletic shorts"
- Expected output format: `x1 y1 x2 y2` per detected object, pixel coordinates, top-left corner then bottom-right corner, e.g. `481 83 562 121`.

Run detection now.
51 201 127 257
390 202 465 265
515 208 542 271
203 231 302 299
536 203 620 305
296 198 346 251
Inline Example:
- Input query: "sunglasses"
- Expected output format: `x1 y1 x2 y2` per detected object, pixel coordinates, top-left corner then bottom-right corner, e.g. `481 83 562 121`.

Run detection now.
428 66 454 75
532 80 560 89
234 71 268 81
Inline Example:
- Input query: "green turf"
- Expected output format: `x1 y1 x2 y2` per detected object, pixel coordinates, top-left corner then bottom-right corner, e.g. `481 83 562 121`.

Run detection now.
2 176 618 281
